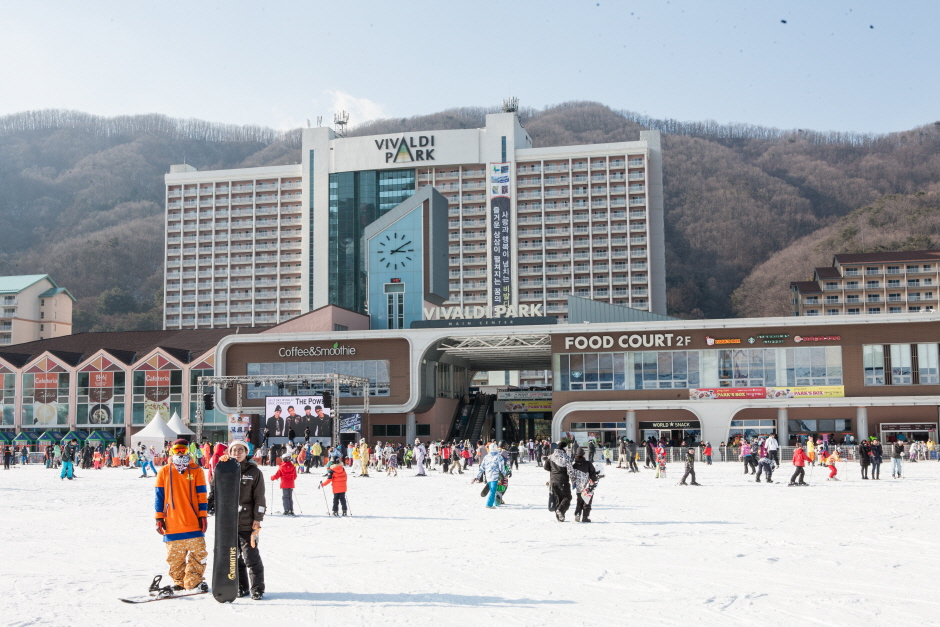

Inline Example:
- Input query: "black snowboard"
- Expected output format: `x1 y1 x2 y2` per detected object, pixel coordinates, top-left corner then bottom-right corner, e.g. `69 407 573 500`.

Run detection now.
212 459 241 603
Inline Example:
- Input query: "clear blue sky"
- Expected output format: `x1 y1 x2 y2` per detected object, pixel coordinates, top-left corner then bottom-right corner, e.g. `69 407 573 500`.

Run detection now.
4 0 937 134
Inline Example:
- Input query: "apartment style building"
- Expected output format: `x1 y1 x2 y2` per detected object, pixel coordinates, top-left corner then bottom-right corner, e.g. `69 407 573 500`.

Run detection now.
163 111 666 385
790 251 940 316
0 274 74 345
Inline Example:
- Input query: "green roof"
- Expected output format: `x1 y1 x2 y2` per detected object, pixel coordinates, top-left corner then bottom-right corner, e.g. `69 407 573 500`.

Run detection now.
39 286 76 301
0 274 53 294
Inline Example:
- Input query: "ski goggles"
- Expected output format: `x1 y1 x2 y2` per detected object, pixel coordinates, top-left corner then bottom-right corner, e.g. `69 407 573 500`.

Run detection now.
170 444 189 455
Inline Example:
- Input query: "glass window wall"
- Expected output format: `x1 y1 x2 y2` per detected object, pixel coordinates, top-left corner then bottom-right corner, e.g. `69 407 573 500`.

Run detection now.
246 360 391 398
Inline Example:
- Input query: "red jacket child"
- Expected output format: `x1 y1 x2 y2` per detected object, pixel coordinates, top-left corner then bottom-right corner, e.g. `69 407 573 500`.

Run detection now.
792 447 811 467
271 459 297 489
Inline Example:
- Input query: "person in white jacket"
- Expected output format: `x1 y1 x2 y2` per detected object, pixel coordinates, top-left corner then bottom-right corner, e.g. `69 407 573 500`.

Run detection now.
414 439 427 476
765 434 780 467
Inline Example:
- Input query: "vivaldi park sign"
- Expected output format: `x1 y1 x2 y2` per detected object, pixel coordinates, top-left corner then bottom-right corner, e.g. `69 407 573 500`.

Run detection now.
423 304 544 320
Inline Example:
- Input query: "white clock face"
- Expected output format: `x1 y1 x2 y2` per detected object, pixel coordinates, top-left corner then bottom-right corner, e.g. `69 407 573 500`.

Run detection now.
376 232 414 271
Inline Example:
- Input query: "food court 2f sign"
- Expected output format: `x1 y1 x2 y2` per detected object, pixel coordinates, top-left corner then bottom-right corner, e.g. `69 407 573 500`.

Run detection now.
564 333 693 350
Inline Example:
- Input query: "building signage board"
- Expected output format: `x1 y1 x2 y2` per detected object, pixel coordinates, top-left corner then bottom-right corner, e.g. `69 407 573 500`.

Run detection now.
689 386 845 400
411 315 556 329
638 421 701 429
332 128 481 171
495 399 553 413
339 413 363 434
497 391 553 400
489 163 512 308
263 396 332 438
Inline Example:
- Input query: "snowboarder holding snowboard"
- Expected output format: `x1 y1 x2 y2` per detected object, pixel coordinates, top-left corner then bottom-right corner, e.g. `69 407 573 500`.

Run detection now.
473 442 508 508
211 439 266 600
571 447 599 522
544 441 574 522
154 439 209 592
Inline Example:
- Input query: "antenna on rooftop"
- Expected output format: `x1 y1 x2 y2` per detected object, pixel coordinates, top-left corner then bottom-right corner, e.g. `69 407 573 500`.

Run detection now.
334 110 349 138
502 97 519 113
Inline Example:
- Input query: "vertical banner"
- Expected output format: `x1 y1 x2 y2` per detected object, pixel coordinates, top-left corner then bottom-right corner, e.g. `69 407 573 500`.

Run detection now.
489 163 512 308
144 370 171 424
33 372 59 426
89 371 114 425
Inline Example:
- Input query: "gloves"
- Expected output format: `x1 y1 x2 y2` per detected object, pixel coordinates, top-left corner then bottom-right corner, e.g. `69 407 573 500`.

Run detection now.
156 520 165 535
219 454 230 462
200 517 208 533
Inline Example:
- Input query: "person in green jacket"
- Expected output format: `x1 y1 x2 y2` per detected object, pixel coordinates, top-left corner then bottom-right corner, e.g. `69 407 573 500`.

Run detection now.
404 446 414 469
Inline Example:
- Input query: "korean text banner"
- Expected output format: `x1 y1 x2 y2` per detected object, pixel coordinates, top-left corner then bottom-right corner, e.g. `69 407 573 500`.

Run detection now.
489 163 512 307
690 386 845 400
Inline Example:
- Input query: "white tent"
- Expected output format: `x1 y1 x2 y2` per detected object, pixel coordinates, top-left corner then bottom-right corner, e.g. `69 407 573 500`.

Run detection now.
166 411 196 437
130 414 177 450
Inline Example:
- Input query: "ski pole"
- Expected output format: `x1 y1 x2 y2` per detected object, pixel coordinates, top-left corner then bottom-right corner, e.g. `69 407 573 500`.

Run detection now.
320 483 330 515
345 493 352 517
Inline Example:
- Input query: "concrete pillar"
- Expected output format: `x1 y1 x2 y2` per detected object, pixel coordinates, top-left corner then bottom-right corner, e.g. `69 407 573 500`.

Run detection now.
625 410 637 442
856 406 868 442
777 407 789 445
405 412 416 443
495 412 504 442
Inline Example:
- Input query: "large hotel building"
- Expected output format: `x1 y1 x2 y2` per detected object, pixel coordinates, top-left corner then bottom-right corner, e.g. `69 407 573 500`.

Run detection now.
163 111 666 336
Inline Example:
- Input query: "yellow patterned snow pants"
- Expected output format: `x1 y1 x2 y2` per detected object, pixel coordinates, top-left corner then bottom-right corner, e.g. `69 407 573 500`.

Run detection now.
165 536 208 589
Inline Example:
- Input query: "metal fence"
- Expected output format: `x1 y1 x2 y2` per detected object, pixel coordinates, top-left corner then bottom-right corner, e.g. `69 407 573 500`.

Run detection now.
604 444 938 465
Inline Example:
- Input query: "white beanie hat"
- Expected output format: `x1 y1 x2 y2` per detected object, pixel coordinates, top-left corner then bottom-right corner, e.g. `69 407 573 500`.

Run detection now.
488 443 498 453
229 439 249 453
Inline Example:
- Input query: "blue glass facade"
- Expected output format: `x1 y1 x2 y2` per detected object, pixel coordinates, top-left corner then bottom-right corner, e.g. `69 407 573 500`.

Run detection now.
328 169 415 312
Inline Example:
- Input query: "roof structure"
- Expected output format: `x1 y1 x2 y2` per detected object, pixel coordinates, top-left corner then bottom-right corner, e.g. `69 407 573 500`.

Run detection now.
833 250 940 264
0 274 54 295
0 327 262 368
566 296 677 324
814 267 842 279
790 281 823 294
38 286 76 301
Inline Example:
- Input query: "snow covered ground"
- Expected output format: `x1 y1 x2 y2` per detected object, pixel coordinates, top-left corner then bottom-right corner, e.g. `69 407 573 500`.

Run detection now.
5 456 940 626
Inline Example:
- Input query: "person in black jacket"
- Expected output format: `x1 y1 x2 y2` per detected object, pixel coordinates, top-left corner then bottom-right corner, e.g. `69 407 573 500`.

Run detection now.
210 439 266 600
544 441 573 522
679 447 701 485
571 447 599 523
858 440 872 479
870 439 883 480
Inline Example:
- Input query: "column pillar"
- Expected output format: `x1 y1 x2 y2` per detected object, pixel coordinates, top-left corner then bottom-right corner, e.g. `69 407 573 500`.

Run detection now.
495 412 504 442
777 407 789 445
405 412 416 443
625 410 637 442
856 406 868 442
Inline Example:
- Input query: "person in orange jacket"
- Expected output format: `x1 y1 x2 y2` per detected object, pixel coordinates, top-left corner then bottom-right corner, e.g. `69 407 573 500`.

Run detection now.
319 460 348 516
154 439 209 591
789 442 811 486
271 453 298 516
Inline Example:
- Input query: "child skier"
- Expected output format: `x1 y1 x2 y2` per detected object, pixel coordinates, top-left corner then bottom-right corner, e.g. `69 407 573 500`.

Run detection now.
655 444 667 479
386 447 399 476
826 449 842 481
603 445 612 466
271 452 298 515
679 447 701 485
756 452 774 483
789 442 811 486
319 460 348 516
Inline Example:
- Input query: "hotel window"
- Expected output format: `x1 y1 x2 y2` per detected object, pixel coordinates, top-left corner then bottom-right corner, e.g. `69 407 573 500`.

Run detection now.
826 295 839 303
888 280 900 288
805 297 819 304
844 268 860 276
866 294 881 302
887 266 900 274
847 308 860 315
806 309 819 316
906 265 919 272
826 309 839 315
889 307 902 314
890 344 913 384
867 307 881 314
846 281 859 289
909 306 921 313
863 345 885 385
924 265 933 271
908 279 920 287
846 295 859 303
866 281 879 288
865 266 880 275
917 344 939 384
825 282 839 290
